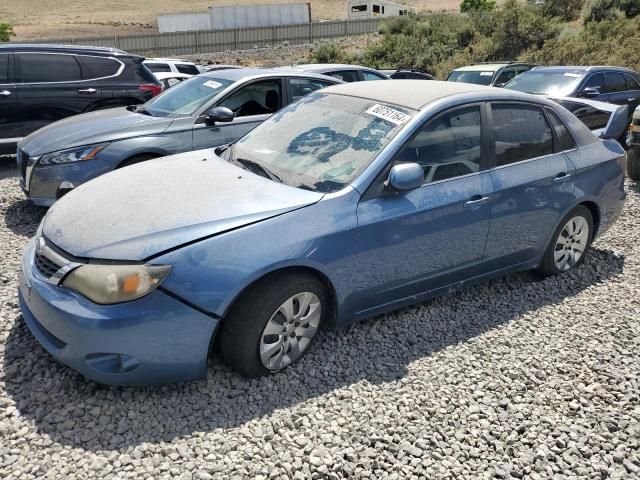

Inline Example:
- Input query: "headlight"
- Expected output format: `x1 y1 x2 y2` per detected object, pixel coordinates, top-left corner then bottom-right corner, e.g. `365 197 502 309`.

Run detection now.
39 143 109 166
62 264 171 304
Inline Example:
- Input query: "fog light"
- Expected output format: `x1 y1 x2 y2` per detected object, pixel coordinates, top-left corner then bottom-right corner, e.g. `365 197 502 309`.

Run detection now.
85 353 140 374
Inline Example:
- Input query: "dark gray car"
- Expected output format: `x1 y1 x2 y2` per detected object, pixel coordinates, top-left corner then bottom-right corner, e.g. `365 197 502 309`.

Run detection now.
18 68 341 206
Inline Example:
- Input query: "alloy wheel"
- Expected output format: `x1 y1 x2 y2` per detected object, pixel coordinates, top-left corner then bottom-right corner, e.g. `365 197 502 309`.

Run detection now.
259 292 321 370
554 215 589 271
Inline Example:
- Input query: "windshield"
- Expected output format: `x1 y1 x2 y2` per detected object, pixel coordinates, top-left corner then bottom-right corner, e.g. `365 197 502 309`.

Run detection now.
447 70 494 86
224 92 414 193
142 76 233 117
505 71 584 96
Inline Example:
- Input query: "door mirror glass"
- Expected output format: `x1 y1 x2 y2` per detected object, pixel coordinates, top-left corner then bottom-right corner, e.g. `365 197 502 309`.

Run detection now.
205 106 235 124
387 163 424 192
580 87 600 98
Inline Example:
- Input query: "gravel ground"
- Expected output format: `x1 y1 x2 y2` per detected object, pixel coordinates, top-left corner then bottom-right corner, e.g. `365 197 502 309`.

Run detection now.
0 158 639 480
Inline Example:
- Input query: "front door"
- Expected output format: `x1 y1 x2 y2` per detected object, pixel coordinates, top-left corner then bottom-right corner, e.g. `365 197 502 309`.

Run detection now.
354 104 493 314
192 78 283 150
0 53 21 146
483 103 575 271
16 52 100 136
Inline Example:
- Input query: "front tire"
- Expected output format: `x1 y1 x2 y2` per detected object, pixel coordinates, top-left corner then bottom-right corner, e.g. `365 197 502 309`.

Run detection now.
220 273 328 378
537 205 593 276
628 148 640 181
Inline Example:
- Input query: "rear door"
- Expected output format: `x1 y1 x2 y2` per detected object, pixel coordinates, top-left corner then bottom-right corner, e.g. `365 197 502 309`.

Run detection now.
483 102 575 271
15 52 100 136
0 52 21 143
192 78 283 150
603 71 630 106
622 73 640 115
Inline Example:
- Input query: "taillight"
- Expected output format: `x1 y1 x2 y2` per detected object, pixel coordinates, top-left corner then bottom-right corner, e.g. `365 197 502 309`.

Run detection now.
139 83 162 97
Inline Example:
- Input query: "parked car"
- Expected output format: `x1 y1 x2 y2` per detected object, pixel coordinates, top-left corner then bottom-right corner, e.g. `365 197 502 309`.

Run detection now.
284 64 388 82
388 69 434 80
0 44 161 154
197 64 241 73
550 97 629 140
17 68 341 206
18 81 626 385
504 66 640 146
143 58 200 75
153 72 192 90
628 106 640 180
447 62 536 87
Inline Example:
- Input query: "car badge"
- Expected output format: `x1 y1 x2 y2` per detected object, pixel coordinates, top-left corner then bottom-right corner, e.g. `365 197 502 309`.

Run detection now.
36 236 46 256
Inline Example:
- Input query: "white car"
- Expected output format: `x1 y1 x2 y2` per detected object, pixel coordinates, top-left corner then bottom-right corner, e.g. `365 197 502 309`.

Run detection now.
143 58 200 75
153 72 193 90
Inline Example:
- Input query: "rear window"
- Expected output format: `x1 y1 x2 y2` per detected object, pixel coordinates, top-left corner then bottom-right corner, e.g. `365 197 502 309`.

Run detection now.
605 72 626 93
447 70 494 86
176 64 199 75
327 70 360 82
546 109 577 151
145 62 171 73
78 55 121 79
18 53 82 83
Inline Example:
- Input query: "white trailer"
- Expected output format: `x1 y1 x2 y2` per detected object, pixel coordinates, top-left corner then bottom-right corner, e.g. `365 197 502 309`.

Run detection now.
158 3 311 33
347 0 410 19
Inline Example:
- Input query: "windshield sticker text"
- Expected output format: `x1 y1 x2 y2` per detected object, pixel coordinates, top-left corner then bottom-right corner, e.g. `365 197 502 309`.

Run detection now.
480 72 493 76
203 80 224 89
365 104 410 126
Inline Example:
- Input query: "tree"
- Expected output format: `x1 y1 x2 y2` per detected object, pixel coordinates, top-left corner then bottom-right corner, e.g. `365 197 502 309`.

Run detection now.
536 0 585 20
460 0 497 13
0 22 14 42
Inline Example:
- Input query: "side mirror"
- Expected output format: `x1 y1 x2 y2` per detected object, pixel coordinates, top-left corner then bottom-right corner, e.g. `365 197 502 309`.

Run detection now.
205 106 235 125
387 163 424 192
580 87 600 98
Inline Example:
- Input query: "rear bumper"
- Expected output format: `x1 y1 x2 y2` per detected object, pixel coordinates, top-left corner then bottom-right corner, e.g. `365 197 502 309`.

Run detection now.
18 238 219 386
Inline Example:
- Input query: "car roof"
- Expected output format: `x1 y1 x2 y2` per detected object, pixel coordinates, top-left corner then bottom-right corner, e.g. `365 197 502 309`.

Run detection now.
145 58 196 63
202 67 341 82
530 65 636 74
287 63 379 72
453 63 519 72
0 43 130 56
321 80 499 110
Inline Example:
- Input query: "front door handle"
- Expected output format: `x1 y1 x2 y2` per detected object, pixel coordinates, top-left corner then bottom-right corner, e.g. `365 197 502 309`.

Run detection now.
0 90 12 97
464 195 490 207
77 88 97 94
553 172 572 182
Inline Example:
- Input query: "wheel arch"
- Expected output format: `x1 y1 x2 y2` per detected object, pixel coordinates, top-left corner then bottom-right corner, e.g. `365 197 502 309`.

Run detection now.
115 150 166 169
222 265 339 329
579 200 601 239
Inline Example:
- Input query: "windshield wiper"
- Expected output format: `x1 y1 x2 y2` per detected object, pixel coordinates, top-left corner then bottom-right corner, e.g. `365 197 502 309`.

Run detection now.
233 157 284 183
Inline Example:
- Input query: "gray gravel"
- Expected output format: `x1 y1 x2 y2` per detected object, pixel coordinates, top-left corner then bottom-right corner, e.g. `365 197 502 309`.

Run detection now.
0 158 639 479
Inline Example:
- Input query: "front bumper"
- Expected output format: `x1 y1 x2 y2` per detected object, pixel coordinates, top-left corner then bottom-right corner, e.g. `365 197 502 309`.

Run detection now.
18 238 219 386
18 152 116 207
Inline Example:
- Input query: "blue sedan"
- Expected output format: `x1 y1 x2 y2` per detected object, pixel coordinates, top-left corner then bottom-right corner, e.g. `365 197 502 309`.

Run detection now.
18 81 626 385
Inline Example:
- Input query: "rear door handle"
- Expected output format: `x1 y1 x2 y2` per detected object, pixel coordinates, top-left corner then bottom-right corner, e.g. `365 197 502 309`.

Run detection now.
0 90 12 97
553 172 572 182
464 195 490 207
77 88 97 94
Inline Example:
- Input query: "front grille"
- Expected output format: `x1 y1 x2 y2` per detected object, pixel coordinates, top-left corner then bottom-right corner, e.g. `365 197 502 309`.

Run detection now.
34 251 63 278
18 149 29 184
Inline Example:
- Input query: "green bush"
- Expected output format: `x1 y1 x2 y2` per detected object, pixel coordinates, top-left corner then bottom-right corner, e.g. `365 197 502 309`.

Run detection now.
0 22 14 42
308 43 350 64
582 0 640 21
460 0 497 13
535 0 585 20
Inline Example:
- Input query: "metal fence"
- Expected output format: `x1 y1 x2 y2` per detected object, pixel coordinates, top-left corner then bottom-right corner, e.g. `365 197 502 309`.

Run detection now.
19 18 383 57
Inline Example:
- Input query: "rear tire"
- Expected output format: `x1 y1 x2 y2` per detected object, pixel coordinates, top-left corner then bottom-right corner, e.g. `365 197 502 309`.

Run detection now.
220 273 328 378
537 205 593 277
628 148 640 181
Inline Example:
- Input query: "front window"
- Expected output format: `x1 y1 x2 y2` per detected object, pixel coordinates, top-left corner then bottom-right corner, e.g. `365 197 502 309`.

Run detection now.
447 70 494 86
141 76 233 117
504 71 585 97
223 93 414 193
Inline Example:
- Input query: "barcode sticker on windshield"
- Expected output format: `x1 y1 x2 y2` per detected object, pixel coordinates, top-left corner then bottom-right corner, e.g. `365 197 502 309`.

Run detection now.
203 80 223 89
564 73 582 78
366 104 410 125
480 71 493 76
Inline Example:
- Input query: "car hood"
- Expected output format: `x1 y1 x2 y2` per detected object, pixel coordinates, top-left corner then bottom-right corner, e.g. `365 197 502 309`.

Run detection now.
19 107 174 156
42 152 324 260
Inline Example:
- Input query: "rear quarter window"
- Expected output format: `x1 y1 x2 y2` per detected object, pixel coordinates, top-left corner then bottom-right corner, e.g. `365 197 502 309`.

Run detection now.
77 56 121 79
175 64 199 75
145 63 171 73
